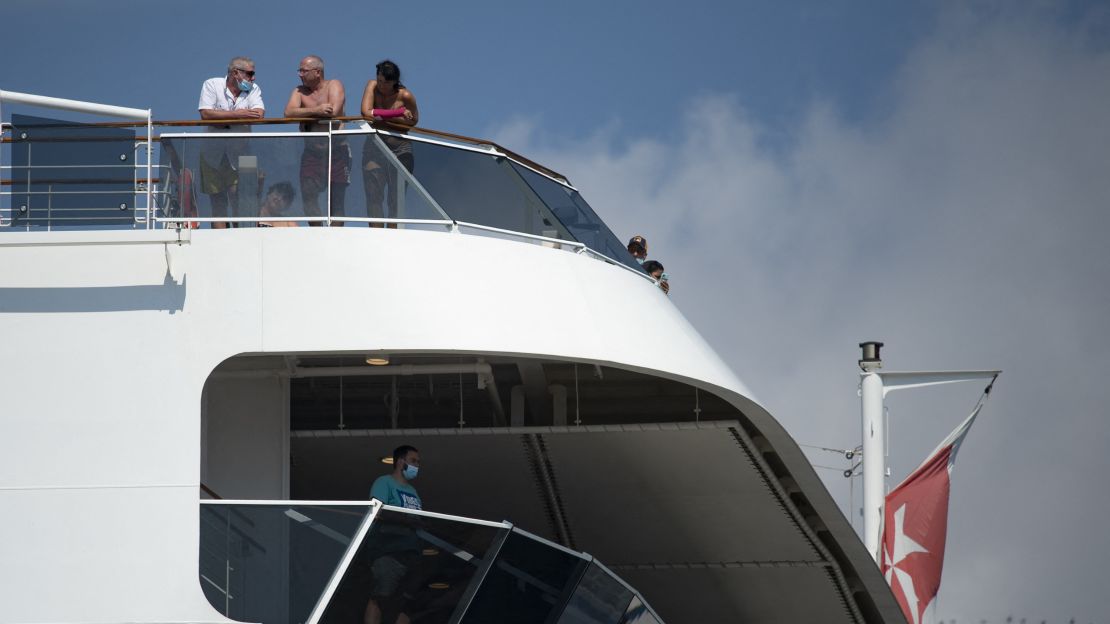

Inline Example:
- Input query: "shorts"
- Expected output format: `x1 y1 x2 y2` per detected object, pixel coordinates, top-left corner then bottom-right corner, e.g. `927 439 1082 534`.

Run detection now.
362 136 415 174
300 140 352 192
198 137 249 195
370 554 409 598
198 153 238 195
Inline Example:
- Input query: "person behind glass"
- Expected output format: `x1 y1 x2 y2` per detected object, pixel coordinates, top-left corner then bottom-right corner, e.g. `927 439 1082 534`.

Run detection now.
370 444 422 509
365 445 422 624
360 60 419 229
627 235 648 265
642 259 670 295
284 55 351 226
257 182 297 228
197 56 264 229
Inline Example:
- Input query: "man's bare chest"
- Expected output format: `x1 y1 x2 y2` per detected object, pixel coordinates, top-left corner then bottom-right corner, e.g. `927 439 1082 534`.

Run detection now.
300 87 329 107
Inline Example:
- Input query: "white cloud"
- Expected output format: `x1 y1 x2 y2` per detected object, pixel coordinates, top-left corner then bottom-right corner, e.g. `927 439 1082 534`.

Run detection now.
491 5 1110 621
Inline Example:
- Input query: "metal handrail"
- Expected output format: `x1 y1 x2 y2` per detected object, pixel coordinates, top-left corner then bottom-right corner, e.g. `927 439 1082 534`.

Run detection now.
455 220 586 249
2 115 569 183
0 90 154 228
2 117 653 284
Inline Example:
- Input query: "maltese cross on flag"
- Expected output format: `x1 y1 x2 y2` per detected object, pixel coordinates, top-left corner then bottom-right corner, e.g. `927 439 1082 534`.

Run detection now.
880 403 984 624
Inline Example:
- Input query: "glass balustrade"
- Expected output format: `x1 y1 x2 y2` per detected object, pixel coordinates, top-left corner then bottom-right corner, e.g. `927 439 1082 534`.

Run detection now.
3 114 647 277
199 503 372 624
198 502 664 624
5 114 144 229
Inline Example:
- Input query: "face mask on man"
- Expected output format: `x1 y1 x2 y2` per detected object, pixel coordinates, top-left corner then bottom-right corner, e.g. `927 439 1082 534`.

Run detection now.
238 80 253 94
402 463 419 480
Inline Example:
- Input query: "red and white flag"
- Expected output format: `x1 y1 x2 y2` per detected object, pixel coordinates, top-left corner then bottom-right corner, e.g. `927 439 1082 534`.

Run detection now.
879 403 984 624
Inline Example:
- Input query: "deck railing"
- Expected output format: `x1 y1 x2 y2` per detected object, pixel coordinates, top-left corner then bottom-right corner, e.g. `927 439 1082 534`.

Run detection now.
198 499 664 624
1 91 651 280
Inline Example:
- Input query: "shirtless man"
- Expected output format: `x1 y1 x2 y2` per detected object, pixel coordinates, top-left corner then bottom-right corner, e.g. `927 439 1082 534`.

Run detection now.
284 55 350 226
360 60 419 228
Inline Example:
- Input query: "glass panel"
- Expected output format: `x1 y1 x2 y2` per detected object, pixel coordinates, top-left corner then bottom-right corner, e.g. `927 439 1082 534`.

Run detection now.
511 163 642 271
8 114 136 228
338 133 449 228
199 503 371 624
618 596 663 624
555 563 635 624
396 136 574 240
316 508 502 624
160 134 335 227
460 530 587 624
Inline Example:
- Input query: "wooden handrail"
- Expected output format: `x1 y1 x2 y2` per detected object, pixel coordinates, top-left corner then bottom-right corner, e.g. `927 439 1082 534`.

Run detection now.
2 117 570 183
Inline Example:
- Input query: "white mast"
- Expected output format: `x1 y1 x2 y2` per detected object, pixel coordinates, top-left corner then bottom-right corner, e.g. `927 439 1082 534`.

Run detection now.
857 341 1000 562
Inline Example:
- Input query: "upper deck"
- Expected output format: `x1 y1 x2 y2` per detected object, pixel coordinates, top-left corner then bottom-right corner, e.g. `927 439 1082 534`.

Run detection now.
0 89 647 280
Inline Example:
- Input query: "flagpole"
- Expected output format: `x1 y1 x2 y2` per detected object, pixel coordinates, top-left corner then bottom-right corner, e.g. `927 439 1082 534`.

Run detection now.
858 342 886 562
857 341 1000 563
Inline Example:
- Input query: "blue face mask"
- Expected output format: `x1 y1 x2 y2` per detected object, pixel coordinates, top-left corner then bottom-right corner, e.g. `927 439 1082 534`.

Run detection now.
402 464 419 480
237 80 253 94
635 257 645 265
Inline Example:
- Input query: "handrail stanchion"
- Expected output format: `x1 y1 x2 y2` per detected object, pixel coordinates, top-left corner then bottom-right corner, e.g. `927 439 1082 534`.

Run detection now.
146 113 153 229
326 124 333 227
0 97 4 228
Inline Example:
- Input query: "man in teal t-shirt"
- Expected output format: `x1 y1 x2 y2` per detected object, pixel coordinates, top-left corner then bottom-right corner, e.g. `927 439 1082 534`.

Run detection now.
370 445 422 510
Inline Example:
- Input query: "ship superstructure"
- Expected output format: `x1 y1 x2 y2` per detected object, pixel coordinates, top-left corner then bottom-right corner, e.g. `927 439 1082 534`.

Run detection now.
0 92 905 623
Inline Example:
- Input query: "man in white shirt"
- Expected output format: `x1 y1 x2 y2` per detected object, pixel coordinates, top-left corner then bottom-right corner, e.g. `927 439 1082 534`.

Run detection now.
197 57 265 228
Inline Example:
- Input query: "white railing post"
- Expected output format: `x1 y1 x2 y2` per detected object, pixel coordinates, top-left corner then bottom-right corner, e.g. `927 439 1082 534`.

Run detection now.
146 116 153 229
860 367 885 561
326 124 333 226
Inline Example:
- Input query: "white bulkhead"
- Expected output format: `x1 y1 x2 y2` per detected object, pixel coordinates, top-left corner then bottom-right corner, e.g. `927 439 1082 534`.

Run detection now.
0 226 752 622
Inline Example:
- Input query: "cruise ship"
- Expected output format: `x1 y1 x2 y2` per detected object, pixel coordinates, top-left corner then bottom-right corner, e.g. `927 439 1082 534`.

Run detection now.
0 90 906 623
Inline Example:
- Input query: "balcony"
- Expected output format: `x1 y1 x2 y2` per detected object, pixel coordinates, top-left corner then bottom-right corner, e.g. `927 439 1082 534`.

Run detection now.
1 92 645 277
200 500 663 624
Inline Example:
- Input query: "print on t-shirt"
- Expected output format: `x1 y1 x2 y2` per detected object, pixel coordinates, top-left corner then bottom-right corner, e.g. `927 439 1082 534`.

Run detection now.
398 490 422 510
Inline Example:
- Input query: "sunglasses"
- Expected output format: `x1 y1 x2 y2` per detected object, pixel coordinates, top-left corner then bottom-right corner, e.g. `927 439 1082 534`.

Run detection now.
234 68 256 78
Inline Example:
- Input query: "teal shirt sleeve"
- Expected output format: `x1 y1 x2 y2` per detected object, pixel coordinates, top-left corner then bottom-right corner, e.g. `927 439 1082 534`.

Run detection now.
369 475 421 509
370 475 393 503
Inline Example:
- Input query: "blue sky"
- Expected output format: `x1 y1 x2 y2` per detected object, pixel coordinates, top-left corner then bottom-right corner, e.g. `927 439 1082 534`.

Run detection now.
4 0 937 141
6 1 1110 621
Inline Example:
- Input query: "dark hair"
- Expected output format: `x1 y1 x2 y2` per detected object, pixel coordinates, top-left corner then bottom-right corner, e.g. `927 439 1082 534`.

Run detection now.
376 60 405 90
267 182 295 205
392 444 418 464
642 260 664 274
